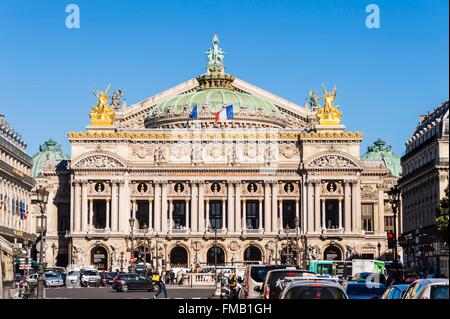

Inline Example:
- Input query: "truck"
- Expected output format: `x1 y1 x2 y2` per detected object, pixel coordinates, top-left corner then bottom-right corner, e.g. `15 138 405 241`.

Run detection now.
351 259 385 276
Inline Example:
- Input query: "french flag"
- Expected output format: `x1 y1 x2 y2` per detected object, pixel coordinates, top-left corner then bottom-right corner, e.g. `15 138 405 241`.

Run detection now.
215 104 234 123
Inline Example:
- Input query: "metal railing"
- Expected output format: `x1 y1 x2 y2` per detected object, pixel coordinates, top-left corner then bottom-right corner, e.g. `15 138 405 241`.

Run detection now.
180 273 216 287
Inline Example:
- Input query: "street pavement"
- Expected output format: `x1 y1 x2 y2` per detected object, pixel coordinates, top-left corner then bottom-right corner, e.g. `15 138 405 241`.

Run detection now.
45 286 216 299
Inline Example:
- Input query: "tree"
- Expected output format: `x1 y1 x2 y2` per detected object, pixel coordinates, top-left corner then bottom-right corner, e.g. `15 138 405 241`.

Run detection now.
436 186 449 245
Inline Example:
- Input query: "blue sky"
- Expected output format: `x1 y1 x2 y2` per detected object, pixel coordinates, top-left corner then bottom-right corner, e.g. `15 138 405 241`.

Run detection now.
0 0 448 157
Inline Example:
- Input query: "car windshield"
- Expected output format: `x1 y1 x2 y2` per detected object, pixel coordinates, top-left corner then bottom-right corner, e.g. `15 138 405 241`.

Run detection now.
268 271 309 297
45 273 61 278
68 271 80 276
250 266 288 282
83 270 98 276
346 284 385 296
430 285 449 299
285 286 347 299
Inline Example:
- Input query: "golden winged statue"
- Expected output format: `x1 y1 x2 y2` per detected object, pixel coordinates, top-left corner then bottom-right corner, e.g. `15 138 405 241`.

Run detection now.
316 84 342 126
89 84 116 126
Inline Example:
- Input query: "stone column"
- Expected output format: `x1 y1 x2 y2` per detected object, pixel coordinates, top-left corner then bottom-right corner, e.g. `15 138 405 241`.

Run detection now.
264 182 271 232
70 181 75 232
351 181 357 232
106 198 110 229
119 180 130 232
322 199 326 229
198 182 205 233
377 185 384 235
307 181 314 233
344 181 351 233
227 182 235 232
73 181 81 232
222 199 226 230
355 180 362 231
295 199 299 219
191 182 198 232
81 182 88 232
235 182 241 233
185 199 190 229
89 199 94 228
242 199 246 230
224 182 234 232
154 182 161 233
161 182 168 232
258 199 263 230
169 200 173 230
148 198 154 229
314 182 321 232
271 182 278 233
111 182 118 231
338 198 343 229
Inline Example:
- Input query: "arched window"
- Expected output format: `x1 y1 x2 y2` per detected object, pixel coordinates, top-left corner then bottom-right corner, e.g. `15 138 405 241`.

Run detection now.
323 245 343 261
91 246 109 271
243 246 262 262
207 246 225 265
170 246 188 268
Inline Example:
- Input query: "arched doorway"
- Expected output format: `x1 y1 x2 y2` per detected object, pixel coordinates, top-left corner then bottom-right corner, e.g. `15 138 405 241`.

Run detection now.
323 245 343 261
243 246 262 262
207 246 225 265
91 246 108 271
133 245 151 263
170 246 188 268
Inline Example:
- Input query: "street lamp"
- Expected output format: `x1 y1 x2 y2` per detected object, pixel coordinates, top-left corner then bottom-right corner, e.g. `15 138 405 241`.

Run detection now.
119 251 124 272
207 221 218 282
129 217 135 263
377 242 381 260
34 185 49 299
142 224 149 275
294 218 300 268
387 185 401 269
284 225 293 266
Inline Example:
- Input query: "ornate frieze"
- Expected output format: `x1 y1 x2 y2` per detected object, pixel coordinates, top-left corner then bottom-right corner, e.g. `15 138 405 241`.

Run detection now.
360 184 378 200
305 154 360 169
72 154 126 169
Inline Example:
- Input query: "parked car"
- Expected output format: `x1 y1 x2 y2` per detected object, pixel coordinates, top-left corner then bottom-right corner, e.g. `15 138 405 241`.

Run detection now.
280 280 348 299
43 272 64 287
343 281 386 299
351 272 387 286
103 272 124 285
112 273 159 292
381 284 410 299
403 279 449 299
80 269 101 287
26 273 38 285
239 264 291 299
259 268 316 299
65 270 81 288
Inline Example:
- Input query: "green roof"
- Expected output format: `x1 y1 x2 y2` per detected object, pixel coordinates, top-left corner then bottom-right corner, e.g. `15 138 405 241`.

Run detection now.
32 140 69 177
362 139 402 177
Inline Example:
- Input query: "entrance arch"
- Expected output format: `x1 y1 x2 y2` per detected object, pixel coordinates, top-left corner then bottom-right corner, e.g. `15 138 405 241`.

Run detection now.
323 245 343 261
207 246 225 265
91 246 109 271
170 246 189 268
243 246 262 262
134 245 152 263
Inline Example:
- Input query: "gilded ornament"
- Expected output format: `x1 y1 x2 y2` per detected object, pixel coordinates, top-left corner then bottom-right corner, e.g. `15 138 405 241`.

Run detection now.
89 84 116 126
316 84 342 126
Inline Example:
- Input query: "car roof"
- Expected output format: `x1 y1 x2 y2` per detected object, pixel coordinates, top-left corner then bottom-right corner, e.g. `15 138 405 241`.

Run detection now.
414 278 448 284
345 281 384 287
288 280 343 288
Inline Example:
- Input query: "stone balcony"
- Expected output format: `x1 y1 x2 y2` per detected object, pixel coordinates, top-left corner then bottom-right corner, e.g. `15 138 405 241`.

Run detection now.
321 227 344 238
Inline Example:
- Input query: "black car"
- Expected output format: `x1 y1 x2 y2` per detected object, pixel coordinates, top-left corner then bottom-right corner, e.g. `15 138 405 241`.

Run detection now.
104 272 125 285
260 269 316 299
112 273 159 292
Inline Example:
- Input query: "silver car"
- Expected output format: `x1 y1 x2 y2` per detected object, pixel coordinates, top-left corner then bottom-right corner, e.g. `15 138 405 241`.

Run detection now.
43 272 64 287
403 279 449 299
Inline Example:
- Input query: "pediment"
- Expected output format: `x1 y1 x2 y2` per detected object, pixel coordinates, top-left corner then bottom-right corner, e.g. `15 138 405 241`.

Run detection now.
304 152 362 170
72 153 127 169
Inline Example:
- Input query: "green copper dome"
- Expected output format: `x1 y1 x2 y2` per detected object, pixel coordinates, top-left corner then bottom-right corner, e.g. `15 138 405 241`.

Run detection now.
362 139 402 177
156 88 277 115
32 140 69 177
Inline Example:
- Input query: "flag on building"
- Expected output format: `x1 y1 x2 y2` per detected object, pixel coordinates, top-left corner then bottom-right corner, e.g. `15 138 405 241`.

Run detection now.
184 104 198 128
215 104 234 123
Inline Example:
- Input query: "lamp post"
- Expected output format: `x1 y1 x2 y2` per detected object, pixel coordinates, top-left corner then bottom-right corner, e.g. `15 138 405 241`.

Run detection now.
387 185 401 269
284 225 293 266
294 218 300 268
119 251 124 272
51 243 57 266
33 185 49 299
128 218 135 266
207 221 218 282
377 242 381 260
142 224 149 275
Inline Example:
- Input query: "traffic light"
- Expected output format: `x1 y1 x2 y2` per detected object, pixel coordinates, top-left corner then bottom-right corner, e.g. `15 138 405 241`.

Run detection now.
387 231 395 249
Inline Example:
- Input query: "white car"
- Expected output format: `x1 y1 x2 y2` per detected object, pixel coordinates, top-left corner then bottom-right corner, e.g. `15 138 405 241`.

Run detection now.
26 273 38 285
66 270 81 288
80 269 101 287
43 272 64 287
403 279 449 299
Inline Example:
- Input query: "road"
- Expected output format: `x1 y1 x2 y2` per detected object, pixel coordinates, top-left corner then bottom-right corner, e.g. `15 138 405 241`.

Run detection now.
45 286 216 299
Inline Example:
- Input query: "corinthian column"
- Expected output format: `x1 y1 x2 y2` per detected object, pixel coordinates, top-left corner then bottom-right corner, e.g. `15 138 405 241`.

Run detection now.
307 181 314 233
111 181 118 231
161 182 168 232
74 181 81 232
81 182 88 232
377 185 385 235
227 182 235 232
264 182 271 232
235 182 241 233
271 182 278 233
344 181 351 233
191 182 198 232
314 181 321 232
154 182 161 233
198 182 205 232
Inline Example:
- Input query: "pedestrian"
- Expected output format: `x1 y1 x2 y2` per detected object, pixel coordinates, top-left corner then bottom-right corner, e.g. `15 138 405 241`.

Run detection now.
228 272 238 299
154 271 168 299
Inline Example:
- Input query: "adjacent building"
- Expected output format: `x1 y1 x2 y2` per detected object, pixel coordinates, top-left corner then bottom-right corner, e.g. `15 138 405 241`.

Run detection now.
0 113 35 297
399 100 449 277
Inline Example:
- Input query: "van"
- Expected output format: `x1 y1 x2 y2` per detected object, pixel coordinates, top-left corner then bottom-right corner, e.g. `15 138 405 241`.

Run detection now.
239 264 290 299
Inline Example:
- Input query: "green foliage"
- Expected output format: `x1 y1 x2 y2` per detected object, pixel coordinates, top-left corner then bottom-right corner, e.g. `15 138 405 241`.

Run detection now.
436 186 449 244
